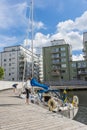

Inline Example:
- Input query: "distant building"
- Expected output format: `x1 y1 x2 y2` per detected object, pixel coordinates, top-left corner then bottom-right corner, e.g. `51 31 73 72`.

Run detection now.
83 32 87 60
0 45 41 81
43 39 72 81
70 60 87 81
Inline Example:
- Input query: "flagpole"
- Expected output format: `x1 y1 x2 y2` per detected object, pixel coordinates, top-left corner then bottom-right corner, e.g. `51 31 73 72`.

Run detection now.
31 0 34 78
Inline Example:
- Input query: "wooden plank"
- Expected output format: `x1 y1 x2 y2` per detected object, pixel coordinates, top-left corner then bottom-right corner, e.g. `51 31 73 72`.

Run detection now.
0 90 87 130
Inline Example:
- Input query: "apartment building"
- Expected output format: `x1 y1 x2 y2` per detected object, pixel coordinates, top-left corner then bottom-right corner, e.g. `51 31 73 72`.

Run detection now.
70 60 87 80
43 33 87 82
0 45 40 81
43 39 72 81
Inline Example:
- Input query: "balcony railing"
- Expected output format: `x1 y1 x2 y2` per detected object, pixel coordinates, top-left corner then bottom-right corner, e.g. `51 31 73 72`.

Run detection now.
51 67 61 71
51 50 60 54
51 71 60 76
78 71 87 75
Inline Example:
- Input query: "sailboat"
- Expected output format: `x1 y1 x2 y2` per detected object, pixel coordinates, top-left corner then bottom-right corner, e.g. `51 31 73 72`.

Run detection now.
20 0 79 119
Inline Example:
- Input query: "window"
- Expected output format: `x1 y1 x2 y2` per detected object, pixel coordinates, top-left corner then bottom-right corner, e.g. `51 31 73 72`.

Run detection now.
52 54 59 58
12 67 15 69
9 58 11 61
12 49 15 51
9 63 11 66
52 65 60 70
61 53 66 57
61 76 63 79
60 47 65 51
12 57 15 59
4 63 6 66
78 62 86 68
52 59 60 64
61 64 66 68
52 48 59 53
61 70 66 73
9 54 11 56
4 59 6 61
9 68 11 71
12 62 15 64
9 73 11 76
72 63 76 67
61 58 66 62
12 78 14 81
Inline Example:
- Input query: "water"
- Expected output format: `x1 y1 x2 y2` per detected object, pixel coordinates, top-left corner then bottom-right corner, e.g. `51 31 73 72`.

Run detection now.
68 90 87 125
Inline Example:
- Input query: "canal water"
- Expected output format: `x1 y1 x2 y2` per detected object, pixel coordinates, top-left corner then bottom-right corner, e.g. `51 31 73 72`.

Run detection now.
68 89 87 125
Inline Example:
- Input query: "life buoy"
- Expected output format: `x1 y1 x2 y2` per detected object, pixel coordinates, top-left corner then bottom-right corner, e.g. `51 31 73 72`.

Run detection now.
48 98 57 111
72 96 79 107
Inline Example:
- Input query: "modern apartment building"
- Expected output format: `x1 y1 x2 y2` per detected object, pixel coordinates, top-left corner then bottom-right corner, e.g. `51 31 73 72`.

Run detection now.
43 33 87 82
70 60 87 80
43 39 72 81
0 45 41 81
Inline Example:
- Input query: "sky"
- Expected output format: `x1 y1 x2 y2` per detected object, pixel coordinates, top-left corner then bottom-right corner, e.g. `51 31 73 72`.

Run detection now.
0 0 87 60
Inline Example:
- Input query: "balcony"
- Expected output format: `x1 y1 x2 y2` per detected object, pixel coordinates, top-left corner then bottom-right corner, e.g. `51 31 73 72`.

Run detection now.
51 67 61 71
51 70 60 76
77 65 86 69
51 50 60 54
78 71 87 75
51 56 60 59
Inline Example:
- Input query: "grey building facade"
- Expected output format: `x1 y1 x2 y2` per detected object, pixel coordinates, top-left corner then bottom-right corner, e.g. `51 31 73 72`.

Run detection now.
43 39 72 81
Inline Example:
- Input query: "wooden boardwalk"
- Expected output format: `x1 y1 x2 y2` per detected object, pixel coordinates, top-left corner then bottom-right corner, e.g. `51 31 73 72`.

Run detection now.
0 89 87 130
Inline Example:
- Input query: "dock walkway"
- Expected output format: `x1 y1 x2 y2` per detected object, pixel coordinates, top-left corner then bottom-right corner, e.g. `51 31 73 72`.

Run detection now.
0 89 87 130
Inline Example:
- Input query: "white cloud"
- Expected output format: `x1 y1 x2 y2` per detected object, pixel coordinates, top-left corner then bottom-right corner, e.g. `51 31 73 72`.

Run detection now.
0 1 27 29
55 11 87 52
75 11 87 31
72 54 84 61
34 33 50 47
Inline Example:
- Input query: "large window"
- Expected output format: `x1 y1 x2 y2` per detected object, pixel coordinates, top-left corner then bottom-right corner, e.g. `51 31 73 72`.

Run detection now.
52 59 60 64
78 62 86 68
60 47 65 51
61 58 66 62
61 53 66 57
72 63 76 67
52 48 59 53
4 59 6 61
52 54 59 58
9 63 11 66
61 64 66 68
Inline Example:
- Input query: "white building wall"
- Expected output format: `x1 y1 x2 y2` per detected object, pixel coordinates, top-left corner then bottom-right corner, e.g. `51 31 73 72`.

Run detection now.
0 45 40 81
39 55 43 81
1 47 19 81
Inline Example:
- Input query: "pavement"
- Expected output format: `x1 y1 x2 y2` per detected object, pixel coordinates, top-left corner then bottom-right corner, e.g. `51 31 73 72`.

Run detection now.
0 89 87 130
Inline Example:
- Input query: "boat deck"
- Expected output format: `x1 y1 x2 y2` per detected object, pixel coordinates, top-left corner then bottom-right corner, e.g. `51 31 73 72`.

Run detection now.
0 89 87 130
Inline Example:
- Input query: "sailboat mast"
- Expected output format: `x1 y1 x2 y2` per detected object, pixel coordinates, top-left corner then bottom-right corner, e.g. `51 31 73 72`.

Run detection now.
31 0 34 78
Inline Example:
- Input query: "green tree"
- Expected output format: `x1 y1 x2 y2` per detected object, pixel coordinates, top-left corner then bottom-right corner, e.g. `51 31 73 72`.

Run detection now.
0 67 4 80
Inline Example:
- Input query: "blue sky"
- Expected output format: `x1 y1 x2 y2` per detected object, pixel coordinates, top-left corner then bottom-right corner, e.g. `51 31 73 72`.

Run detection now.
0 0 87 60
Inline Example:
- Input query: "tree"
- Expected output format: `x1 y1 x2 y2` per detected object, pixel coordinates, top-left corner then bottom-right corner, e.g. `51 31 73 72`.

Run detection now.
0 67 4 80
